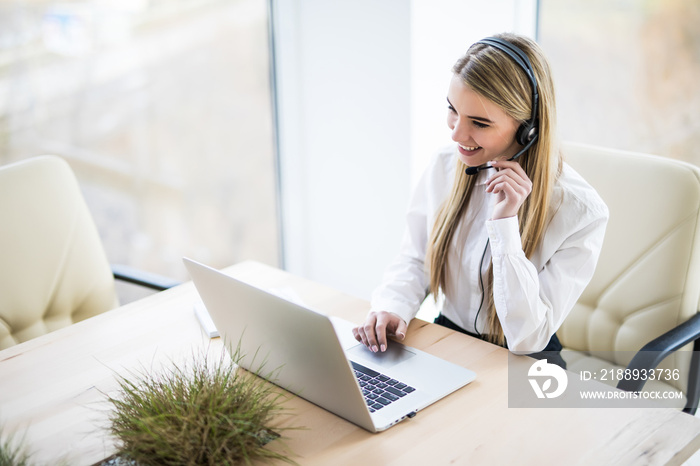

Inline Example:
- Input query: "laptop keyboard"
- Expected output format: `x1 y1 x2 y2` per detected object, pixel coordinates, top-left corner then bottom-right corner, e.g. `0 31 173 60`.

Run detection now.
351 361 416 413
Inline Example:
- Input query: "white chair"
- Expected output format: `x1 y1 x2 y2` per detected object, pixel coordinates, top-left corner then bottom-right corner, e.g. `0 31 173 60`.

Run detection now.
560 142 700 413
0 155 179 350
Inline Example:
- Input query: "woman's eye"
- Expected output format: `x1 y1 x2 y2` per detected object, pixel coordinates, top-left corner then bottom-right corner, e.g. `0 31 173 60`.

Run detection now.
447 105 456 113
473 120 489 129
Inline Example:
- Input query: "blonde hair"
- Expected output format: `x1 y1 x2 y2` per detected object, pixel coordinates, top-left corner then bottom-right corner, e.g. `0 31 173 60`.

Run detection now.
426 33 562 346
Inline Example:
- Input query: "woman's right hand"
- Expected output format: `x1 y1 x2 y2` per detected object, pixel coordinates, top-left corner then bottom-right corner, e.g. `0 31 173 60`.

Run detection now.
352 311 408 353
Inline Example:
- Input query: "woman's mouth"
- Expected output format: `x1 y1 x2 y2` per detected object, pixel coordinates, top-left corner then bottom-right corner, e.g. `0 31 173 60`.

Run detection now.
458 144 481 155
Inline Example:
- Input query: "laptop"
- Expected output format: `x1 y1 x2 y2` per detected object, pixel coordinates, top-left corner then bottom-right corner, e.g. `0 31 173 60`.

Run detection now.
183 258 476 432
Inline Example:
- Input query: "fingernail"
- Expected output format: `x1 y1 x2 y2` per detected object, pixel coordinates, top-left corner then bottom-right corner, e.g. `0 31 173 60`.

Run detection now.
397 332 405 340
380 344 386 352
372 345 379 353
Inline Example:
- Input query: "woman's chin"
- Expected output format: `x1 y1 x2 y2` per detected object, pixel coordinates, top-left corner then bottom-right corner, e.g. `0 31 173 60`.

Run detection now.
457 151 485 167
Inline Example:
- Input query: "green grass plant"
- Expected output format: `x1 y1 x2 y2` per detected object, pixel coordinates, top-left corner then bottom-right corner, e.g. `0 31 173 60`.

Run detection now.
0 427 33 466
105 345 296 465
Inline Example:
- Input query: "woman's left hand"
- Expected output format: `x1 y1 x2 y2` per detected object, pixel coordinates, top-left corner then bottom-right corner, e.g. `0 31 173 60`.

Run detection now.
486 160 533 220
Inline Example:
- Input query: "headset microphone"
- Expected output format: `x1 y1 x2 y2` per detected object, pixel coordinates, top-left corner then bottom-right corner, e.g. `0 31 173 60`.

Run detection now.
464 133 538 175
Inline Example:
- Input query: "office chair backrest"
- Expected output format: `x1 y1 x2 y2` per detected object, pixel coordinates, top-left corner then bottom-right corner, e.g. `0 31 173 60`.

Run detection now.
559 142 700 393
0 156 118 349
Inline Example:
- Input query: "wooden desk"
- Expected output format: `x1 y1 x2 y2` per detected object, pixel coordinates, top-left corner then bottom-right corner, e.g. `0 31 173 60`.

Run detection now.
1 261 700 465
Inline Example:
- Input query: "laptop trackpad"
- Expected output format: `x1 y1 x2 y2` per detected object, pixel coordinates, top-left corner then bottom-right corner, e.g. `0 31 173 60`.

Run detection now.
346 343 416 369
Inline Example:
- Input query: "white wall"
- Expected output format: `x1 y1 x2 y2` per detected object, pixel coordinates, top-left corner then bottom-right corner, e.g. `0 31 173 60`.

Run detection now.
272 0 537 301
271 0 411 300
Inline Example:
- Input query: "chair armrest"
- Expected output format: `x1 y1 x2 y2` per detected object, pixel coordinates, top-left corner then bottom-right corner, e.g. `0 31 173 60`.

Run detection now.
617 314 700 407
111 264 181 291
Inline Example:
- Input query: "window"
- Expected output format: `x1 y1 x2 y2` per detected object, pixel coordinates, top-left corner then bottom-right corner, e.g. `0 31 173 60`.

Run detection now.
539 0 700 165
0 0 279 302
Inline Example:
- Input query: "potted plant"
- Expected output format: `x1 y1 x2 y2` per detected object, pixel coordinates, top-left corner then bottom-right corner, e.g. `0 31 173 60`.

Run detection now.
103 345 297 465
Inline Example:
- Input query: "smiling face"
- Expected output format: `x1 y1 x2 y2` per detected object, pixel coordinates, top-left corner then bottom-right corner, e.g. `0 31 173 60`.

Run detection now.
446 74 522 168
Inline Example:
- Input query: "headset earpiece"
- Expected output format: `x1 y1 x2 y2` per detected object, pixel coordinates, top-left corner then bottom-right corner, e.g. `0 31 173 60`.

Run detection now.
516 120 537 146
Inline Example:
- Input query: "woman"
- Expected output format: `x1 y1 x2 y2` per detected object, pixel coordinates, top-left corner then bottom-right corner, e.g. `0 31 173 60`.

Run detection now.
352 33 608 361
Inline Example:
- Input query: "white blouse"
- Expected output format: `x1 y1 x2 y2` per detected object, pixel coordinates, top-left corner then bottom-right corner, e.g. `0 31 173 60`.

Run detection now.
370 145 609 353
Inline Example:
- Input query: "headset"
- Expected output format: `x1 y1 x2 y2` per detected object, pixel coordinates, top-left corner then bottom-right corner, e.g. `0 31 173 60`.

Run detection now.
464 37 540 176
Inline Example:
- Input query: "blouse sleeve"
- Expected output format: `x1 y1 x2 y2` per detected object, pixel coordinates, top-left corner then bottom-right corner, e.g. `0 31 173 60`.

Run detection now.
486 204 608 353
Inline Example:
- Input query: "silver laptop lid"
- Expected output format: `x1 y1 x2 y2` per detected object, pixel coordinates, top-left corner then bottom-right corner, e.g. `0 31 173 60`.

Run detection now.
183 258 377 431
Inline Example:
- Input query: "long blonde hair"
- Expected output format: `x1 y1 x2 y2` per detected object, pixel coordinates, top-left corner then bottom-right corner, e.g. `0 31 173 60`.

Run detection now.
426 33 561 346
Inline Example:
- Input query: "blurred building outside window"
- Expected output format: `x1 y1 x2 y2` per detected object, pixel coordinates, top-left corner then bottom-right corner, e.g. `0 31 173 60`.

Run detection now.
0 0 280 303
539 0 700 166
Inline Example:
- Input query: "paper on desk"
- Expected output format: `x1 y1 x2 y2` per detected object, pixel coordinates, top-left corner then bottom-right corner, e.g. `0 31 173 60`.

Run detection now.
194 300 219 338
194 286 308 339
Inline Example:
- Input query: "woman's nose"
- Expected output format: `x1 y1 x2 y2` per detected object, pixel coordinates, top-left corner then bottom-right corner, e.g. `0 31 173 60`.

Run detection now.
451 118 469 143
